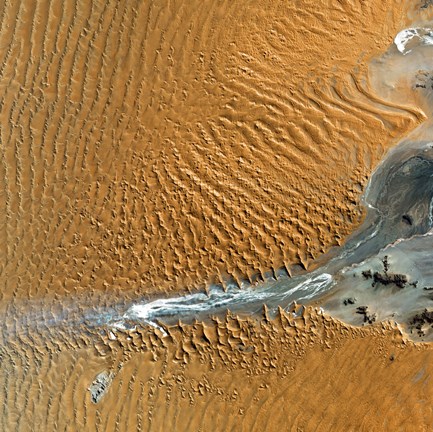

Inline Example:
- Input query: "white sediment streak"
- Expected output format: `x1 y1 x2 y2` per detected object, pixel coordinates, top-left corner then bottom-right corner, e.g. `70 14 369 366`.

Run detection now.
115 273 333 330
123 288 270 321
280 273 333 301
394 27 433 55
429 196 433 228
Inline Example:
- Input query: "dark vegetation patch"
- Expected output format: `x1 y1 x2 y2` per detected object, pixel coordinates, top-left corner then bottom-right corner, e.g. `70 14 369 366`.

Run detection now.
356 306 377 324
361 256 408 289
409 309 433 337
343 297 356 306
402 214 413 225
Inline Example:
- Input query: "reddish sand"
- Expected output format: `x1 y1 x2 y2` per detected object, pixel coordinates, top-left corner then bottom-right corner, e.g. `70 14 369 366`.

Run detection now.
3 307 433 431
1 1 433 431
0 0 423 300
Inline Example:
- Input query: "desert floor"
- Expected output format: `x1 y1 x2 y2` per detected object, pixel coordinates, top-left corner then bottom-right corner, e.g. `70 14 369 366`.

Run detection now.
1 0 433 430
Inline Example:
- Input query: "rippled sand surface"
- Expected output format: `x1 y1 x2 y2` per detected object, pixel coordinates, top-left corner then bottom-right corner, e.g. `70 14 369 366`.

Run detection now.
2 0 433 430
0 0 422 299
4 308 433 431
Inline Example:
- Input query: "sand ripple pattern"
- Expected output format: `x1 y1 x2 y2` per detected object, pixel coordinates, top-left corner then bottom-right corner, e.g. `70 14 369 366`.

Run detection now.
0 0 419 298
0 0 423 298
1 1 433 430
2 307 433 431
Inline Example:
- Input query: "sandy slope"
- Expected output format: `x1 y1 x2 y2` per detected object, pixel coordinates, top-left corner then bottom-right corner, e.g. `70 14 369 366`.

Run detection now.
2 1 433 431
2 307 433 431
0 0 422 298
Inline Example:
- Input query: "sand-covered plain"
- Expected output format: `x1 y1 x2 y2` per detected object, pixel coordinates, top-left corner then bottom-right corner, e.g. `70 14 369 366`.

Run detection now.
2 0 433 430
0 0 424 299
3 308 433 431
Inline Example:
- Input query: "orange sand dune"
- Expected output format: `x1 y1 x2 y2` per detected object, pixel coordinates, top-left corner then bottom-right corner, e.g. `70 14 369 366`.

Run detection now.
2 1 433 431
0 0 423 299
2 308 433 431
